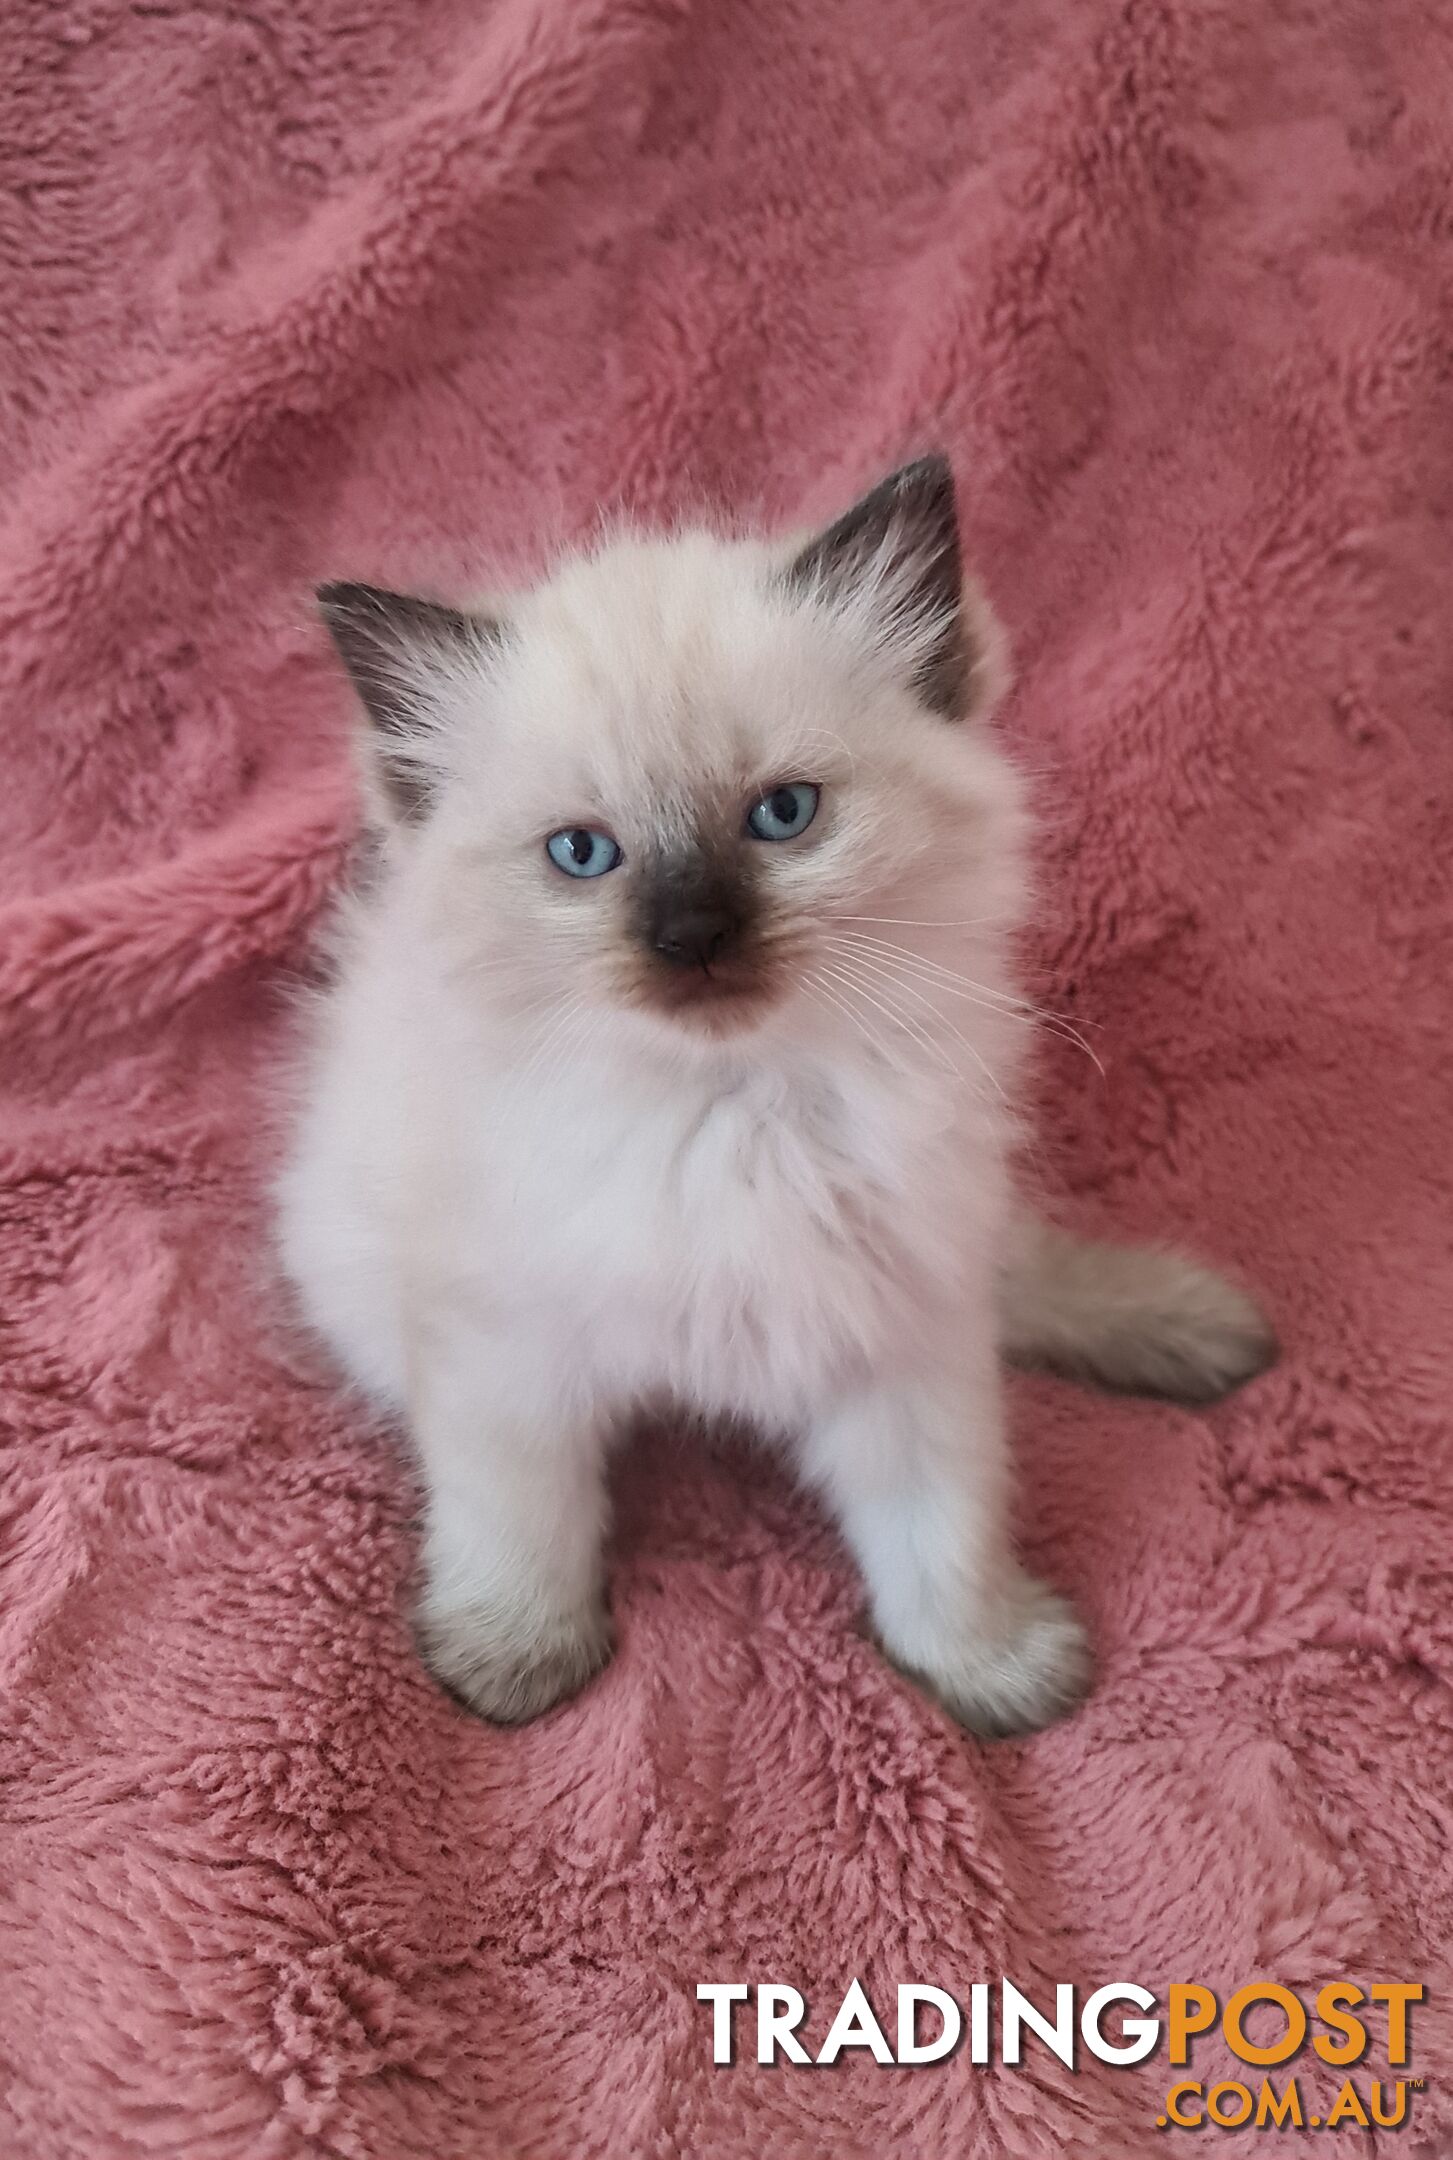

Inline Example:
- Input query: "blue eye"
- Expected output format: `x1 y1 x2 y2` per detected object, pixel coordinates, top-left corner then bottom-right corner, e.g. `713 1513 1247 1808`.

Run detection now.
546 827 622 879
746 782 820 842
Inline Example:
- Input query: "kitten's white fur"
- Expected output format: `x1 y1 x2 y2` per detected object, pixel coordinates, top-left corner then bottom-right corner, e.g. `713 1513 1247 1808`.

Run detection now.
278 463 1273 1734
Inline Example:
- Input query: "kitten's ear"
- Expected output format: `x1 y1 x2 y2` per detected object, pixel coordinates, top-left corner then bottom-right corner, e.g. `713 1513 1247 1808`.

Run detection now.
785 454 1007 721
316 581 500 822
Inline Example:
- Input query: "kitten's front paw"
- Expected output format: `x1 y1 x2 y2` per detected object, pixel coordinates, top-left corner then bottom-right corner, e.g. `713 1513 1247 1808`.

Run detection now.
417 1598 613 1724
891 1575 1092 1739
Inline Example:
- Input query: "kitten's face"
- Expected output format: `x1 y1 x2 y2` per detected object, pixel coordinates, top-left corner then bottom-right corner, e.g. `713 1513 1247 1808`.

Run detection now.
321 459 1025 1055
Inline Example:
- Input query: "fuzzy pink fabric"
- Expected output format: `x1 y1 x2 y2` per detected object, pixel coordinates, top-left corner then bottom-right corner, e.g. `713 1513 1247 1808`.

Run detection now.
3 2 1451 2154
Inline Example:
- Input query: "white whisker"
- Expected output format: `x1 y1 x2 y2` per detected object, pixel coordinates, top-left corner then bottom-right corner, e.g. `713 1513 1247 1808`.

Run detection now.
826 931 1105 1076
824 935 1030 1023
803 970 899 1068
824 950 1006 1102
814 960 927 1065
832 913 997 930
505 992 588 1108
817 958 963 1084
790 727 859 781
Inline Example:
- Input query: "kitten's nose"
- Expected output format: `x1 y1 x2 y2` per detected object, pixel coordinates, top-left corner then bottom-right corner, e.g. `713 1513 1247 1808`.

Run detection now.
652 906 739 969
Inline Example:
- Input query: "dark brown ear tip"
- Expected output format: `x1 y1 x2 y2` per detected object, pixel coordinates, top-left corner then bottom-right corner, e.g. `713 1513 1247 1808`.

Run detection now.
887 452 955 501
316 580 382 619
896 450 952 482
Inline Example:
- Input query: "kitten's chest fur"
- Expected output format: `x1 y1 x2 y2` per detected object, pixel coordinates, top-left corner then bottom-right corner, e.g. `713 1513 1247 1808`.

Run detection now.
467 1049 987 1423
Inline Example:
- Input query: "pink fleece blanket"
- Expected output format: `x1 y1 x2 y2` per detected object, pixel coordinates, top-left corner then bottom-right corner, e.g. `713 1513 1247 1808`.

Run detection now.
3 2 1451 2155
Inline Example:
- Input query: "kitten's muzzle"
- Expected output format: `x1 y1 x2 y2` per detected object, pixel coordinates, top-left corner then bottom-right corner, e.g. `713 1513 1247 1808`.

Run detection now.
634 849 763 1023
650 904 741 971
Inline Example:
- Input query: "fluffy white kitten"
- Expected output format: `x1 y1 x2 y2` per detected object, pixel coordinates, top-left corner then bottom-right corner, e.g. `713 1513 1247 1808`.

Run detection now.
278 457 1274 1735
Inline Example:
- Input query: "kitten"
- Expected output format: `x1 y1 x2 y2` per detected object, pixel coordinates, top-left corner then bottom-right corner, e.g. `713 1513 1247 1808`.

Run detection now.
277 457 1275 1736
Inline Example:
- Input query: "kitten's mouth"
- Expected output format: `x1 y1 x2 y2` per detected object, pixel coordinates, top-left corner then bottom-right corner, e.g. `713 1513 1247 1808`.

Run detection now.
636 957 774 1032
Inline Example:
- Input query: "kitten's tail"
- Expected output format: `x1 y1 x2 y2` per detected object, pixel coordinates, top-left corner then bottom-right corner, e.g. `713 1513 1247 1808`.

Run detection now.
999 1215 1278 1404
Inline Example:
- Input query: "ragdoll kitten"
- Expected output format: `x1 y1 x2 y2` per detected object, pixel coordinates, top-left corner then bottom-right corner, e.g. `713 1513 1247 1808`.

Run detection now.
278 456 1275 1737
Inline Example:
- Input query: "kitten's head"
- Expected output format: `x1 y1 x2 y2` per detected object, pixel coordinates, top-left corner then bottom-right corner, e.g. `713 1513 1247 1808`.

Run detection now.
319 457 1026 1055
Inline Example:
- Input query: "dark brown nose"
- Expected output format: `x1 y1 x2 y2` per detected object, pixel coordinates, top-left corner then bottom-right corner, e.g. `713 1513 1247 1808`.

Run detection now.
652 906 739 969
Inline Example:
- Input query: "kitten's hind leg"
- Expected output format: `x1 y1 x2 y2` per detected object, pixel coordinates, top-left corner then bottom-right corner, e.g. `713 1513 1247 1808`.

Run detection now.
410 1329 613 1723
999 1215 1277 1405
